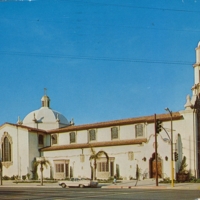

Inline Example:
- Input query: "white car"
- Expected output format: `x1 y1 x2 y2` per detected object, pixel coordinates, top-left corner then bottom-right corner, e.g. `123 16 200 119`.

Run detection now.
59 178 98 188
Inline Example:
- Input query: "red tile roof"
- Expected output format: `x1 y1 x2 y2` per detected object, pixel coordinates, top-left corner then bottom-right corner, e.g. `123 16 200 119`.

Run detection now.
41 138 147 152
0 112 183 135
48 112 182 134
0 123 47 134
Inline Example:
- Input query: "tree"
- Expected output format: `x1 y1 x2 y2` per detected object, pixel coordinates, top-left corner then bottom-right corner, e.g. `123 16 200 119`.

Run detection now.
89 147 109 181
33 157 50 186
177 156 189 182
178 156 188 174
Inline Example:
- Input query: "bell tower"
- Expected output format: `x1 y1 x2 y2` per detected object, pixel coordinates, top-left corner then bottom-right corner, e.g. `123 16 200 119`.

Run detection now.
192 42 200 97
191 42 200 178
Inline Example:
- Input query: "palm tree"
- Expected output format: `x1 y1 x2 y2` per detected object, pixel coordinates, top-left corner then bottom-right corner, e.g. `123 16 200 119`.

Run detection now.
89 147 109 180
33 157 50 186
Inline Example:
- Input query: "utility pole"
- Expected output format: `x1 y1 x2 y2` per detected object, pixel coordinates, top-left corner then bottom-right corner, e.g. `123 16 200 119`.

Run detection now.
154 114 158 186
0 159 2 185
165 108 174 187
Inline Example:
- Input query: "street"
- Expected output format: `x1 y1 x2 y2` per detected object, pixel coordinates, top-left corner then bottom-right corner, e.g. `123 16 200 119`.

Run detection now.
0 187 199 200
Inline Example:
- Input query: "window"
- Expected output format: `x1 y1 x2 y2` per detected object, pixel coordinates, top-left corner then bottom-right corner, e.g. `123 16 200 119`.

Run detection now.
54 160 70 179
97 162 109 172
110 161 114 177
89 129 96 141
70 132 76 143
111 127 118 139
199 70 200 83
51 134 57 145
38 134 44 145
1 132 12 163
55 163 64 173
135 124 144 137
65 163 69 177
2 137 11 162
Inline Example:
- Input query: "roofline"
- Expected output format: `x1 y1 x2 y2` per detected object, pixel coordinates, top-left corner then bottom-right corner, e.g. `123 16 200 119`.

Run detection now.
48 112 183 134
0 112 183 134
41 138 147 152
0 123 47 134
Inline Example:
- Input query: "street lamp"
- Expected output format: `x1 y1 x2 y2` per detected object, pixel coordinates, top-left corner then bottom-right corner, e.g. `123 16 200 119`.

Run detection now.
0 158 2 186
165 107 174 187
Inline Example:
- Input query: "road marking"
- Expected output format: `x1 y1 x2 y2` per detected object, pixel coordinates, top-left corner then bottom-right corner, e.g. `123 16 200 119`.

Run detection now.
60 192 136 199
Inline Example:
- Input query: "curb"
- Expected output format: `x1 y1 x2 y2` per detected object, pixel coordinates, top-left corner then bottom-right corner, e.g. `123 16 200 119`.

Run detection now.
101 185 168 189
0 185 60 188
101 185 200 190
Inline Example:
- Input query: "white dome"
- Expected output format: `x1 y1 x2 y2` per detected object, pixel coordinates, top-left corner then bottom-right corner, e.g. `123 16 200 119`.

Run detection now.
23 107 69 124
22 94 70 130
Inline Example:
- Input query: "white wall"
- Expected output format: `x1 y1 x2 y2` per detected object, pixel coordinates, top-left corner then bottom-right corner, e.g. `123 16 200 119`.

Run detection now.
0 106 196 181
0 125 29 178
41 110 197 180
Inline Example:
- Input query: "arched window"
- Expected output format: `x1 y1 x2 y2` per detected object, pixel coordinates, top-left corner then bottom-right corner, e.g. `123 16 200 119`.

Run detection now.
2 136 11 162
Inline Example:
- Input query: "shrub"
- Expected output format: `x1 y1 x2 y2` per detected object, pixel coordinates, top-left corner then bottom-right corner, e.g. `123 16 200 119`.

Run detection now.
3 175 10 180
160 177 171 183
196 179 200 183
178 156 188 174
10 175 16 180
26 173 31 180
189 176 196 183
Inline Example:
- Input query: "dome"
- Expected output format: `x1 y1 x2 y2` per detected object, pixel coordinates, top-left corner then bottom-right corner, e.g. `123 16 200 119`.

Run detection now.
22 94 70 130
23 107 69 124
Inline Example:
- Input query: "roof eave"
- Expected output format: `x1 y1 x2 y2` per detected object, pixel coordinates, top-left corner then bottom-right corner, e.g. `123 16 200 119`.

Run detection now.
41 138 147 152
48 112 183 134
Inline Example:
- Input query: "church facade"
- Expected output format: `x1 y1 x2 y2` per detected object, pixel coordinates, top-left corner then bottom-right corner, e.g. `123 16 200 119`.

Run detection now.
1 43 200 181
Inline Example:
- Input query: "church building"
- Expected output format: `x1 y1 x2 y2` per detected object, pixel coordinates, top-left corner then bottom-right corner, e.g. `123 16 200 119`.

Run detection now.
1 42 200 181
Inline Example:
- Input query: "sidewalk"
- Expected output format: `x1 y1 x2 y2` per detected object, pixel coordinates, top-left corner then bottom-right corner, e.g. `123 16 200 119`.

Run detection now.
0 180 59 188
101 179 200 190
0 179 200 190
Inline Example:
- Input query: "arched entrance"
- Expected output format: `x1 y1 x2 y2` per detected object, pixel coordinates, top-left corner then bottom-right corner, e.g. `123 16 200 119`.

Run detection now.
149 153 162 178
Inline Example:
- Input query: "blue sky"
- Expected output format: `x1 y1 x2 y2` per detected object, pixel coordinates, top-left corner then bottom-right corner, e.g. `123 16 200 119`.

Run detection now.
0 0 199 125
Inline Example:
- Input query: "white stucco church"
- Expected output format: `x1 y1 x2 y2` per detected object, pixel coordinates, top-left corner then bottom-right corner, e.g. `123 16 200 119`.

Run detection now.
1 42 200 181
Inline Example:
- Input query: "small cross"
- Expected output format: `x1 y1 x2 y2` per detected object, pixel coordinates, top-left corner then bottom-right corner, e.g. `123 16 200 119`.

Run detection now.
44 88 47 96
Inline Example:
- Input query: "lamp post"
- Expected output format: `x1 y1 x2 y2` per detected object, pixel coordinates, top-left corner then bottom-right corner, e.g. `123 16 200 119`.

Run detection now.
165 107 174 187
0 159 2 186
0 149 2 185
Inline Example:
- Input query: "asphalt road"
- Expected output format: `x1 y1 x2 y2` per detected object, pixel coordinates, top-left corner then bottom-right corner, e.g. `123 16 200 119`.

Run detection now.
0 187 199 200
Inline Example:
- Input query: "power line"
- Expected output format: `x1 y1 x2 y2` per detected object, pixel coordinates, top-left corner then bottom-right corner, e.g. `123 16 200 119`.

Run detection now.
66 0 200 14
0 51 193 65
2 0 200 22
1 3 200 33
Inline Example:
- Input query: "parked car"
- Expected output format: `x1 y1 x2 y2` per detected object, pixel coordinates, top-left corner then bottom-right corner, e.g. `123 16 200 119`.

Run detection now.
59 178 98 188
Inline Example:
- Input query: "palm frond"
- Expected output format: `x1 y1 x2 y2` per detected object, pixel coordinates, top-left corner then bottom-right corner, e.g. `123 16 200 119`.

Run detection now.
89 154 96 161
89 145 96 155
33 158 50 169
96 151 109 163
